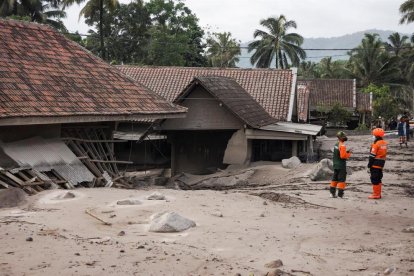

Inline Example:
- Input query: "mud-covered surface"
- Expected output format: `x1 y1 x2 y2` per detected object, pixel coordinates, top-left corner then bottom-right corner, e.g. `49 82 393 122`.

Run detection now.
0 135 413 276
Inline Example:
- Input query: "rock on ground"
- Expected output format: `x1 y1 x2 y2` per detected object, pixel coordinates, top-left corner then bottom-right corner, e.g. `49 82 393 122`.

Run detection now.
281 156 301 169
265 259 283 268
0 187 26 208
146 192 166 200
149 211 196 233
308 158 334 181
116 199 141 205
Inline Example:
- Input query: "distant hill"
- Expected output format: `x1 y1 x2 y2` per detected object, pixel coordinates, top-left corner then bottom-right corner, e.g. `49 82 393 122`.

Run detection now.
237 29 405 68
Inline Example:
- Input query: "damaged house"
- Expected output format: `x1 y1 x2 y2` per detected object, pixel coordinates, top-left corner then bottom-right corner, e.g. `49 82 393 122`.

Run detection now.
0 19 185 193
297 79 372 128
117 65 322 175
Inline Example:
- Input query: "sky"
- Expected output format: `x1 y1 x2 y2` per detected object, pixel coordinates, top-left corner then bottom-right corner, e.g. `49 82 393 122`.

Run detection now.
62 0 413 42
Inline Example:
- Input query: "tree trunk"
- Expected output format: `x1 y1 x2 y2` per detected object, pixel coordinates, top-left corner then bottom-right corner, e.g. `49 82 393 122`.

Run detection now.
99 0 105 60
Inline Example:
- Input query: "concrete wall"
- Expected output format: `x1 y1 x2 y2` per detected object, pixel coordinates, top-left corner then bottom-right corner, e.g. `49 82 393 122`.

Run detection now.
162 87 243 130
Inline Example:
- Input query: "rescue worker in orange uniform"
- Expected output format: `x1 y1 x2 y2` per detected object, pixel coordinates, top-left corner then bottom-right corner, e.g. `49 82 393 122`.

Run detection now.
330 131 352 198
367 128 387 199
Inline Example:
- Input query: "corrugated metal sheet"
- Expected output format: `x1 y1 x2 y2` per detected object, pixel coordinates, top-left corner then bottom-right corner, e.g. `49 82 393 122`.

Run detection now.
113 130 166 141
0 147 19 170
1 137 94 186
260 122 322 136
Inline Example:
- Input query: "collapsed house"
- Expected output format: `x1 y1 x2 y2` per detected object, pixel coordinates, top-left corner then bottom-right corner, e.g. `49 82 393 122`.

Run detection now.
297 79 372 128
116 65 322 174
0 19 186 193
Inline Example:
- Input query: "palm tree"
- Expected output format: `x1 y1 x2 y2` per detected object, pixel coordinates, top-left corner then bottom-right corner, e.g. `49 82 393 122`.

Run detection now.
400 0 414 24
206 32 241 68
248 15 306 69
64 0 119 60
386 32 409 56
348 33 401 87
0 0 66 31
298 61 319 78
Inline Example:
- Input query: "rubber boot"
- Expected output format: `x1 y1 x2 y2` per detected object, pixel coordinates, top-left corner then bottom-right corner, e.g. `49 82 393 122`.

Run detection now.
368 184 382 199
337 189 344 198
337 182 346 198
329 187 337 198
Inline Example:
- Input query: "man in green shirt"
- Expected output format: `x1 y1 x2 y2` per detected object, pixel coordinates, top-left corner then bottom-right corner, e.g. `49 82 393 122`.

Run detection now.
330 131 352 198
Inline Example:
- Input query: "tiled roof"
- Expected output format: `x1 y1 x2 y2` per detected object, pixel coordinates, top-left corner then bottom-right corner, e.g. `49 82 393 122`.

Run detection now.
298 79 356 110
0 19 185 123
296 84 310 122
180 76 277 128
118 66 295 121
297 79 372 113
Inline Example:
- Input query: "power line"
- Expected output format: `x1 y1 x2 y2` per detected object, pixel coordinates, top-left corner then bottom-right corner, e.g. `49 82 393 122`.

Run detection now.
62 31 413 52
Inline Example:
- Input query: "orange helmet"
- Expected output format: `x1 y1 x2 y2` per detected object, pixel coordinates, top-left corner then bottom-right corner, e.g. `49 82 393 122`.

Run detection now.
372 128 385 137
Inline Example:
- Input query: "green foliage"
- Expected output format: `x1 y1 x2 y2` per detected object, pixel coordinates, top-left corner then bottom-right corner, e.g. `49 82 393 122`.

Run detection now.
355 123 369 131
74 0 207 65
400 0 414 24
1 0 67 31
6 15 31 21
363 84 402 121
326 103 352 126
248 15 306 69
206 32 241 68
348 34 401 87
145 0 207 66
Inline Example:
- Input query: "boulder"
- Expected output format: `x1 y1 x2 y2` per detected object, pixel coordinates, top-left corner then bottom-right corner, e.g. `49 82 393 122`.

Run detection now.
0 187 27 208
265 259 283 268
149 211 195 233
146 192 166 200
308 158 334 181
116 199 141 205
281 156 301 169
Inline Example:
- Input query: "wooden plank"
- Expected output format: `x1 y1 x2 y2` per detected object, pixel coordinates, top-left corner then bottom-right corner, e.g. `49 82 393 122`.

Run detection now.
0 178 9 188
99 128 119 174
1 171 25 185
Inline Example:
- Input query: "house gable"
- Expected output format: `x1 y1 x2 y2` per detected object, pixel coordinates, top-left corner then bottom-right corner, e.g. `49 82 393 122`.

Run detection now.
162 86 243 130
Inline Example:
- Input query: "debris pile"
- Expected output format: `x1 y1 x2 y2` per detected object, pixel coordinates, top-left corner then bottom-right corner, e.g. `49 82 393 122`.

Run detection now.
0 127 135 195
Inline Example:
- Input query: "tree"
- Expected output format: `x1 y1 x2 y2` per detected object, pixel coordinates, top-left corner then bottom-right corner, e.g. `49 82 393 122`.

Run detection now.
0 0 67 31
348 33 401 87
248 15 306 69
206 32 240 68
400 0 414 24
364 84 402 122
386 32 409 56
64 0 119 60
298 61 320 79
84 0 151 64
317 57 350 79
145 0 207 66
326 103 352 127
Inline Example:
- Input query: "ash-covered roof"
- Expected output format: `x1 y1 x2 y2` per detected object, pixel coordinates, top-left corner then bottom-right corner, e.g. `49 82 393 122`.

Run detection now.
118 65 296 121
0 19 185 125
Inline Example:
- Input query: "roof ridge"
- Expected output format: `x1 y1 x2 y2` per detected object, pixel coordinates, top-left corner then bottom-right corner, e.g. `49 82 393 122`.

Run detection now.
117 65 293 72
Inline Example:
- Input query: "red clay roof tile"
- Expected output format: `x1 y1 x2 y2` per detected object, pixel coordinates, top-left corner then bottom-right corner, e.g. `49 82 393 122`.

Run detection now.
118 66 295 121
0 19 185 122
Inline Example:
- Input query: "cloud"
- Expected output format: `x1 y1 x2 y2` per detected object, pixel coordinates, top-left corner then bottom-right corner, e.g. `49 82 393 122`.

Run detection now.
62 0 413 42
